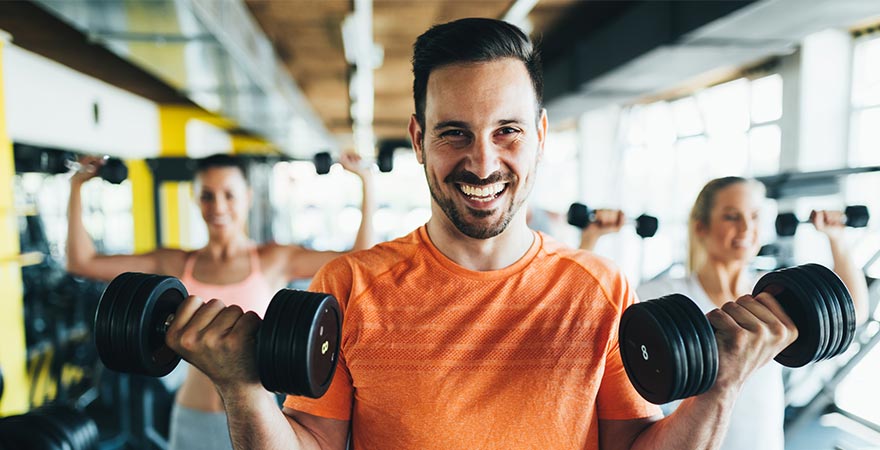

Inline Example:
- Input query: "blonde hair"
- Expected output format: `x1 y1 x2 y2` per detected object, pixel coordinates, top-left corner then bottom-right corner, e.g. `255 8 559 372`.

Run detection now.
687 177 765 273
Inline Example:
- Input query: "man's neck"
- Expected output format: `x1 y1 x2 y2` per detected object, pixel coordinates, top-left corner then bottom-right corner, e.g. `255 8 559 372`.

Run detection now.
425 212 534 272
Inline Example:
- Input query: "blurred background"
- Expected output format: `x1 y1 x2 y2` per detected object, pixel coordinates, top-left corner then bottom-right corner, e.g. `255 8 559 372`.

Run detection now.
0 0 879 448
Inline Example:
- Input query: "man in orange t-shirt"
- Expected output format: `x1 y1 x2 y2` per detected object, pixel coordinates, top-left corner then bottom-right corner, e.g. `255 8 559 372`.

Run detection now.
165 17 799 450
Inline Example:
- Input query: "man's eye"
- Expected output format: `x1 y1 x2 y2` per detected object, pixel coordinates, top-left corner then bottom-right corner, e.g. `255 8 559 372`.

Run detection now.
440 130 471 145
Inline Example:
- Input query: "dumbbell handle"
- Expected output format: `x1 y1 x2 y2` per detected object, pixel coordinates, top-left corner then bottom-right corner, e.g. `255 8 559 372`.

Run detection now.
157 313 176 336
567 203 658 238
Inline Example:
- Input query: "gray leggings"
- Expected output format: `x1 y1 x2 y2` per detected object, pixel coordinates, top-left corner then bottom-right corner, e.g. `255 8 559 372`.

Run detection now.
168 404 234 450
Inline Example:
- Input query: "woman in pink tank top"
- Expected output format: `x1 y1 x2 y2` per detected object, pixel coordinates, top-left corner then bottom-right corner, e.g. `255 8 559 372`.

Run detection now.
67 153 376 449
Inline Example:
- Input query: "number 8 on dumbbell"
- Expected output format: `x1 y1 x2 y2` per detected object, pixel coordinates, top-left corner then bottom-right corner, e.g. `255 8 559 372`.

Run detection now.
94 272 341 398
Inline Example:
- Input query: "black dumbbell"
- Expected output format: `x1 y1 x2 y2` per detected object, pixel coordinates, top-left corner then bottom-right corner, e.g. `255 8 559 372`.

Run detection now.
314 151 383 175
66 156 129 184
619 263 855 404
377 139 411 173
775 205 869 237
313 152 333 175
567 203 659 238
0 404 99 450
94 272 341 398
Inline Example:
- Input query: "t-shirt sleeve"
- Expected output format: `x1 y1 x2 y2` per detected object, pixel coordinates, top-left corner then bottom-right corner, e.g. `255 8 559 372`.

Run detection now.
282 260 355 421
597 271 662 420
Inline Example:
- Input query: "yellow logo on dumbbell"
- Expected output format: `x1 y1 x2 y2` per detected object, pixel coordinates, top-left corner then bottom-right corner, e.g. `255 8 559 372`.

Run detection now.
322 341 329 355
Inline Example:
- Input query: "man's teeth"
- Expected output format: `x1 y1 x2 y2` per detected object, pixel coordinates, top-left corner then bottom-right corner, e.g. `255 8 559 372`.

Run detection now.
459 183 504 198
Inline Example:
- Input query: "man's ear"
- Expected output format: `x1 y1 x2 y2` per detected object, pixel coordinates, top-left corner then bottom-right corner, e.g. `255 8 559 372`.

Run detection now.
409 114 425 164
537 108 548 163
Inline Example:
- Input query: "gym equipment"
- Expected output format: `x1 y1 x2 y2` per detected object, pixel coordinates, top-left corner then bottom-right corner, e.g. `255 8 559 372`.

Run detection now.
0 404 99 450
0 365 3 401
378 145 394 173
314 151 390 174
619 263 855 404
567 203 659 238
377 139 410 173
775 205 869 237
67 157 128 184
94 272 340 398
314 152 333 175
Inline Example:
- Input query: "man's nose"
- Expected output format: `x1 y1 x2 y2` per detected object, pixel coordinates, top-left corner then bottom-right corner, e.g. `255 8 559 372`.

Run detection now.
465 134 502 180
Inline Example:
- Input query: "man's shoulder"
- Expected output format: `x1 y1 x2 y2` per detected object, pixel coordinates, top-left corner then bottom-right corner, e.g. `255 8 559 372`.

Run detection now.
325 229 424 276
536 232 626 286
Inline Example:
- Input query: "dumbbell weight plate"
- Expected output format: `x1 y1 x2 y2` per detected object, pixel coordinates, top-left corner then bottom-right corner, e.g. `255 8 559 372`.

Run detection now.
95 273 186 377
644 300 689 401
844 205 869 228
30 405 99 450
781 267 837 362
669 293 718 397
802 265 844 360
635 214 659 238
127 276 187 376
661 295 704 399
314 152 332 175
619 300 684 405
0 415 67 450
96 272 145 373
753 270 826 367
808 264 856 358
257 290 340 398
566 203 590 228
100 158 128 184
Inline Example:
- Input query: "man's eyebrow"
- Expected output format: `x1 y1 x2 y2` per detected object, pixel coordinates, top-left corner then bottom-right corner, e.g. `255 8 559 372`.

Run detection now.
433 120 470 131
433 118 527 131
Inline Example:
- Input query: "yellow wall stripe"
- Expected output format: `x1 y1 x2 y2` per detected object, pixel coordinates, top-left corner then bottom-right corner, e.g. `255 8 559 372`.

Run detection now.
160 182 181 248
128 159 156 254
0 38 30 416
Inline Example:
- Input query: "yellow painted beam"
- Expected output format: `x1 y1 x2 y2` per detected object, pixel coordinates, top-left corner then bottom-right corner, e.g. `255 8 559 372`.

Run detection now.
160 182 181 248
231 134 278 155
0 38 29 416
127 159 157 254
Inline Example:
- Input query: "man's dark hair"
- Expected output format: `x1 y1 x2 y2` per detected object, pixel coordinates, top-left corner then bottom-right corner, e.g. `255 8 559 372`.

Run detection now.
412 18 543 130
194 153 248 182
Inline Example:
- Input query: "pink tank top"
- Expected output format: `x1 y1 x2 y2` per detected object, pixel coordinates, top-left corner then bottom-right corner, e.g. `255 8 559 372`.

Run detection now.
179 246 276 318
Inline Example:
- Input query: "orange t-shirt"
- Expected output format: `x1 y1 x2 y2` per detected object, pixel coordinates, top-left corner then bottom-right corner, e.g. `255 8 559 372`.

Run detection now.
285 226 659 449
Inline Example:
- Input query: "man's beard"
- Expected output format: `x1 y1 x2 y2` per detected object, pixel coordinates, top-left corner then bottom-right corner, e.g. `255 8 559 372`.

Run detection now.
424 150 534 239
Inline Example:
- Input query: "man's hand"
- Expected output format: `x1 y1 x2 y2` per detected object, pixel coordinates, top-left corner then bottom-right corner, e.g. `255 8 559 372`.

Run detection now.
706 292 798 392
165 296 263 391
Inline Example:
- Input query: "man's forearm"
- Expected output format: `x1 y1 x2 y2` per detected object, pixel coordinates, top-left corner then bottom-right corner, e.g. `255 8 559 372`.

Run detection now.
630 387 738 450
221 387 321 450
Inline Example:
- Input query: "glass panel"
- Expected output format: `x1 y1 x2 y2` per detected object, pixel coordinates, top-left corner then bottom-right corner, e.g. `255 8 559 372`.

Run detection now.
748 124 781 176
707 133 748 178
671 97 704 137
850 107 880 166
853 36 880 108
836 330 880 427
698 78 750 136
750 74 783 124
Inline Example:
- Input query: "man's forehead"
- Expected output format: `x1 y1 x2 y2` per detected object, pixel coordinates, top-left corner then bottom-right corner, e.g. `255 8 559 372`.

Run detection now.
423 58 538 123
